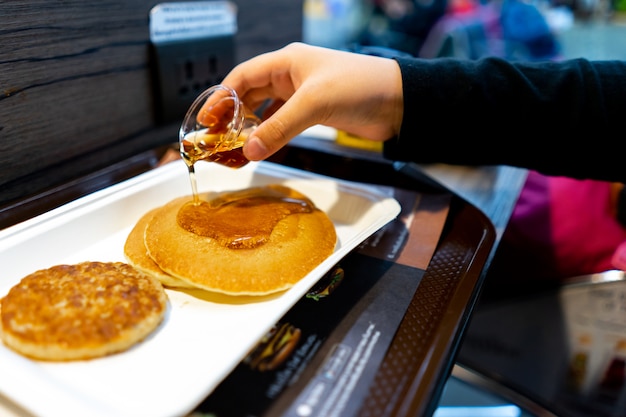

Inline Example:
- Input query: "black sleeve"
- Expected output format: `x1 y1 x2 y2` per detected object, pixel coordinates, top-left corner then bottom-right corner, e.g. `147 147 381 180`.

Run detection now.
383 56 626 183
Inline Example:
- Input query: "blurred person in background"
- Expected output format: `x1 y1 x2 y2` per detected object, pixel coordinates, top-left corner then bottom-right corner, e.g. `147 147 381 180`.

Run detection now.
359 0 449 55
358 0 560 61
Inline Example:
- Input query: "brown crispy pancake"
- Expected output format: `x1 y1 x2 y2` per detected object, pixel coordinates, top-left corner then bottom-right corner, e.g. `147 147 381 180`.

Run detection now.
0 262 167 361
124 208 195 289
144 190 337 295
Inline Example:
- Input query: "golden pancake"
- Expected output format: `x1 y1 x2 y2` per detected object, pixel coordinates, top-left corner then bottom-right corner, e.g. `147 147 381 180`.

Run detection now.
0 262 168 361
144 186 337 295
124 208 195 289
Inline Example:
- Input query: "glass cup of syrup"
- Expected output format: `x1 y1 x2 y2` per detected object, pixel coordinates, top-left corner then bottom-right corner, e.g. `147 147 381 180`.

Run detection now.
179 85 261 201
179 84 260 169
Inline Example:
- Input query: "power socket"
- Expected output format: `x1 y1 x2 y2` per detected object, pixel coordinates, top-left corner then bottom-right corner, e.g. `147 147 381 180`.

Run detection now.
151 35 235 124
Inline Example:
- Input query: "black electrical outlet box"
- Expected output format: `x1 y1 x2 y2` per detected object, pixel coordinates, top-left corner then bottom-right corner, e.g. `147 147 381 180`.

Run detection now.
149 1 237 125
151 35 235 125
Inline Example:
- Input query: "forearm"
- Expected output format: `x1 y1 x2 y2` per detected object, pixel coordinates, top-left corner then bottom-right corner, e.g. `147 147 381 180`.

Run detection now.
385 57 626 182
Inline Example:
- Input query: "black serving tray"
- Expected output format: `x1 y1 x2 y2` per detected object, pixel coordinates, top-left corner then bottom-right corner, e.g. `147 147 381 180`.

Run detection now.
197 140 498 417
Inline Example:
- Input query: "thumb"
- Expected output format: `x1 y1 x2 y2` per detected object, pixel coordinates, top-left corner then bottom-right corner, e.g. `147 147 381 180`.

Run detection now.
243 133 272 161
243 96 318 161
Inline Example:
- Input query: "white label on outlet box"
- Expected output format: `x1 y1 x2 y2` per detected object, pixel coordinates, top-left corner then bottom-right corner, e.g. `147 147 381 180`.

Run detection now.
150 1 237 43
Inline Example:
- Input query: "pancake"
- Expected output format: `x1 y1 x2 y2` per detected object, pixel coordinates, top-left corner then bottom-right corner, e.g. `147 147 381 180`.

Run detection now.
0 261 168 361
124 208 195 289
143 186 337 295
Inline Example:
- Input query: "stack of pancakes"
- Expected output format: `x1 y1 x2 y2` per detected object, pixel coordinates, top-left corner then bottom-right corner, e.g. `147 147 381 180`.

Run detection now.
0 185 335 362
124 184 337 296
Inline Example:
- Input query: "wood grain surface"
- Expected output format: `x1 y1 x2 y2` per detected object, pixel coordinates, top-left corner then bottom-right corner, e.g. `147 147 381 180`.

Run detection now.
0 0 302 224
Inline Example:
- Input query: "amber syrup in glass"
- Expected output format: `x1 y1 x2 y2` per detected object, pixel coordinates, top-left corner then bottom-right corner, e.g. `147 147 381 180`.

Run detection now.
181 130 251 204
179 85 259 207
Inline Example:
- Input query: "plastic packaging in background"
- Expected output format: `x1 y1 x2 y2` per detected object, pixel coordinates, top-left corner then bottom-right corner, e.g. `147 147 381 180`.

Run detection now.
336 129 383 152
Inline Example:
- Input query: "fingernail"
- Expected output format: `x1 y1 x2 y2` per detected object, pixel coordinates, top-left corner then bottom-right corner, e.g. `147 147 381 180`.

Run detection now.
244 135 268 161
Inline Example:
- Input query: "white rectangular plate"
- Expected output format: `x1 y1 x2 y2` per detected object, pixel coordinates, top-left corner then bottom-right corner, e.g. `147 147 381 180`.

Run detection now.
0 160 401 417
